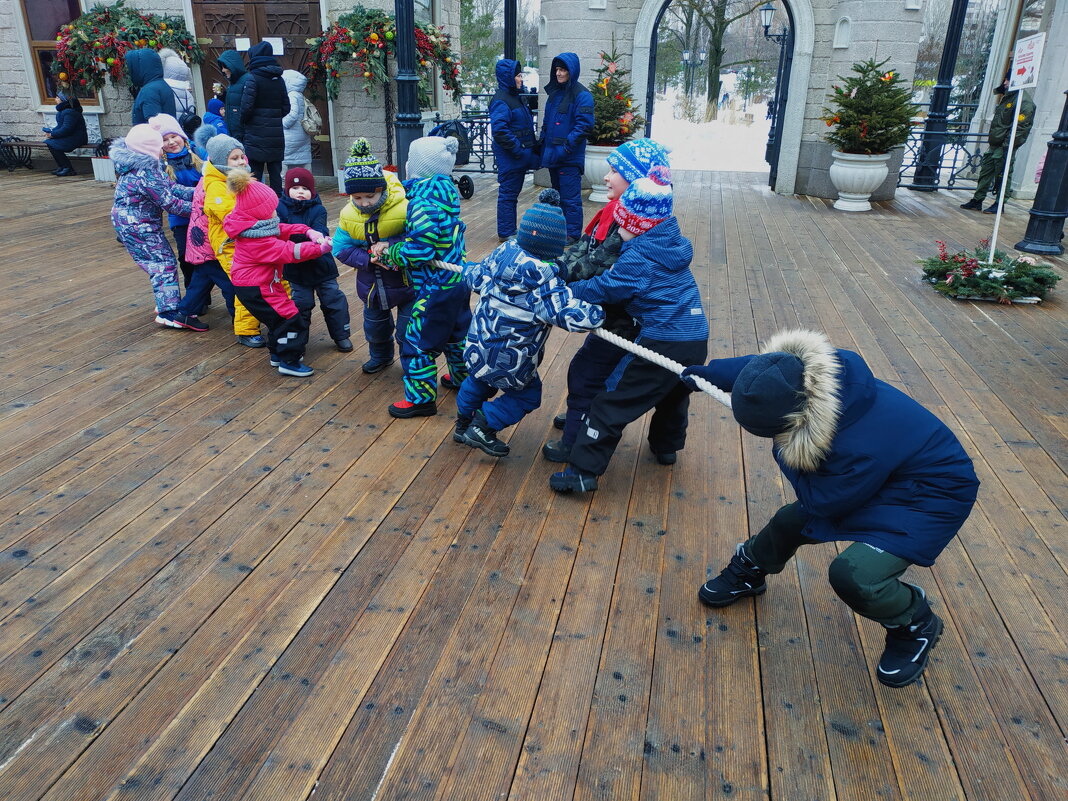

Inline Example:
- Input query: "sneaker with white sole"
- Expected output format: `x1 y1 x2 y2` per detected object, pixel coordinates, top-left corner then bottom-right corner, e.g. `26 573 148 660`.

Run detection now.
877 592 943 688
277 361 314 377
155 311 183 328
698 543 768 607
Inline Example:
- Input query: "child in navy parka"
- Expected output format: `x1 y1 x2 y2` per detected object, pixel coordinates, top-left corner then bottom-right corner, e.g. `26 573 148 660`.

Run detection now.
681 329 979 688
276 168 352 351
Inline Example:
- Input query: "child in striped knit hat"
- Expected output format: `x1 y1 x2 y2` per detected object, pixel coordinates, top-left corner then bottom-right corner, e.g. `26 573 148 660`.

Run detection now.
455 190 605 457
550 165 709 493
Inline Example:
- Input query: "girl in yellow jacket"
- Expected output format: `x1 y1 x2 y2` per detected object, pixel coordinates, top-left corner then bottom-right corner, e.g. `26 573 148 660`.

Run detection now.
201 131 268 347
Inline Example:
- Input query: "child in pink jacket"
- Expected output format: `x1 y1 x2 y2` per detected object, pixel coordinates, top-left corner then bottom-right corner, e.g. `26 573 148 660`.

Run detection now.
223 170 333 376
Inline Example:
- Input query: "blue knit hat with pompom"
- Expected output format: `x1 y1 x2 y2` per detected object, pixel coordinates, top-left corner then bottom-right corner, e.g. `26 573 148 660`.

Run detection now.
516 189 568 260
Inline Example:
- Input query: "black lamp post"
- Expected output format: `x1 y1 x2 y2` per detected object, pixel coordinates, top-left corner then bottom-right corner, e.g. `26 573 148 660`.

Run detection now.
761 1 791 185
681 48 706 97
909 0 969 191
393 0 421 180
1016 90 1068 255
504 0 517 61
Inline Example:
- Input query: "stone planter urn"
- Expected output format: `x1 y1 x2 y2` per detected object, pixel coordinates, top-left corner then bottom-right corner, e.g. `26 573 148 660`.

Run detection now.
585 144 615 203
829 150 892 211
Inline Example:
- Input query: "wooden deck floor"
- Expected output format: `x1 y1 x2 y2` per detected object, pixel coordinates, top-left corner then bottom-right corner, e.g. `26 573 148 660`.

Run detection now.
0 167 1066 801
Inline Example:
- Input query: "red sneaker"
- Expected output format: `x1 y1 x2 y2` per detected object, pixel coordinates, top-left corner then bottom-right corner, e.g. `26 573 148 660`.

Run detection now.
388 400 437 418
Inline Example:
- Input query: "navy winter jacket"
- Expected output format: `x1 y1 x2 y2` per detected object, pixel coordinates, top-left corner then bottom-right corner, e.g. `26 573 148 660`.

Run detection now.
218 50 249 142
538 53 594 170
569 216 707 342
240 42 290 162
687 333 979 566
46 98 88 152
128 49 176 125
276 193 339 285
489 59 537 174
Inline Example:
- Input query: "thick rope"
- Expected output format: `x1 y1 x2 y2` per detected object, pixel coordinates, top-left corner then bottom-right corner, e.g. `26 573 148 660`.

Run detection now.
429 259 732 408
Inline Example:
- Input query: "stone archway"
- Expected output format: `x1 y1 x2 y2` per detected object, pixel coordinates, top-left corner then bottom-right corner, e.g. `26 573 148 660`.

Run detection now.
631 0 814 195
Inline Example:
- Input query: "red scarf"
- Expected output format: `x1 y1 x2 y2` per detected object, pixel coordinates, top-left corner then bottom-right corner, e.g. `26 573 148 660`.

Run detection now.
584 199 621 243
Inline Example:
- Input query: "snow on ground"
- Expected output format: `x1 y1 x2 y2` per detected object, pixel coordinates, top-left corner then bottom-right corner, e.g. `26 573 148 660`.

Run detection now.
650 88 773 172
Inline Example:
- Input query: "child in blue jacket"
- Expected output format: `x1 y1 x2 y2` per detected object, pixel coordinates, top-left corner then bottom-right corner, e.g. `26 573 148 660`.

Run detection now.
276 168 352 351
152 114 202 293
456 190 604 457
680 330 979 688
550 167 708 493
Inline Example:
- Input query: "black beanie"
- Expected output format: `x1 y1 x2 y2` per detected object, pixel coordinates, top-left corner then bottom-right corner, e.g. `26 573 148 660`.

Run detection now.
730 352 807 437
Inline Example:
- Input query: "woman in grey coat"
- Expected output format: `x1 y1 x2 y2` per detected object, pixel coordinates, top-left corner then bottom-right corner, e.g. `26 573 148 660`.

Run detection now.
281 69 312 171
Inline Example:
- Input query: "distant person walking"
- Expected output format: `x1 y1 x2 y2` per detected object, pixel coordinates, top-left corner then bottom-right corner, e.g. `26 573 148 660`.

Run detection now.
42 89 88 177
127 49 176 125
538 52 594 241
960 73 1036 214
281 69 313 172
489 58 538 241
218 50 249 143
241 41 290 195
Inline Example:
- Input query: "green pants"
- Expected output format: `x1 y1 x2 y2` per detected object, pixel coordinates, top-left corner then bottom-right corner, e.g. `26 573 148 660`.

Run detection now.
745 503 922 627
971 146 1017 203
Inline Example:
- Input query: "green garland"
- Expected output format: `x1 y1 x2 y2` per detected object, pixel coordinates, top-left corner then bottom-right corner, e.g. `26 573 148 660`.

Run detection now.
306 5 461 105
51 0 202 93
918 240 1060 303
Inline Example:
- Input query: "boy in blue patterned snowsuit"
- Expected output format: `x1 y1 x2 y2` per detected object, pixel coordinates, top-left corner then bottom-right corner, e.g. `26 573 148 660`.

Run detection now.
455 190 604 457
370 137 472 418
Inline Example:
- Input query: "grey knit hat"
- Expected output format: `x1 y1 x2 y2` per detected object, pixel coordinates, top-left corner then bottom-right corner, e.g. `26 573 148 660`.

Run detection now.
205 133 244 173
406 136 457 179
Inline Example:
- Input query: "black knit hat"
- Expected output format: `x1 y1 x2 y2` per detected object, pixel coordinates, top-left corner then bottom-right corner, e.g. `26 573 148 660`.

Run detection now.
344 138 387 194
730 352 807 437
516 189 567 260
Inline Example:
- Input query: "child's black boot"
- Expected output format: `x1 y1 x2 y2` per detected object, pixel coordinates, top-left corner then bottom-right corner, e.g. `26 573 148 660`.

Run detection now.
698 543 768 607
453 413 472 444
877 594 943 688
463 410 509 457
548 466 598 493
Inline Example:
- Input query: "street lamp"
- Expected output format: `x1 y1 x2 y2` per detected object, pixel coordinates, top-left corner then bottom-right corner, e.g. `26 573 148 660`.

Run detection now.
681 48 706 98
759 0 792 189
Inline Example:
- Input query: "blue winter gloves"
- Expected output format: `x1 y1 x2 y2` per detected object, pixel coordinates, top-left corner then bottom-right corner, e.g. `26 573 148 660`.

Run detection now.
681 364 715 392
42 127 52 134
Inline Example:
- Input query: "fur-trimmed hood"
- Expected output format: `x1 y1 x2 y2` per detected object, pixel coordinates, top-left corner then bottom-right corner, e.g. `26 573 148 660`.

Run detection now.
761 329 847 472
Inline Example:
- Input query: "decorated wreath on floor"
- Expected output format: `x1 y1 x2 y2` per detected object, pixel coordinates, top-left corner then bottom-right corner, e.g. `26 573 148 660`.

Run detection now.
50 0 202 93
306 4 461 104
919 240 1060 304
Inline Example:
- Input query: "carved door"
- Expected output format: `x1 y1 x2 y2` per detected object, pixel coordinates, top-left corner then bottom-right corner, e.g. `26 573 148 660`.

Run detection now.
190 0 332 174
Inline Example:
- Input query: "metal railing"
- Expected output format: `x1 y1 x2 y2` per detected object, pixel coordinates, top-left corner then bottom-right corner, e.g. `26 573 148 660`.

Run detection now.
431 92 539 174
897 102 985 189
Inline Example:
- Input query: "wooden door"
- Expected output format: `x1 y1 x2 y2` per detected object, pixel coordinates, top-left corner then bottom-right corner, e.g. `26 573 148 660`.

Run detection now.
190 0 333 174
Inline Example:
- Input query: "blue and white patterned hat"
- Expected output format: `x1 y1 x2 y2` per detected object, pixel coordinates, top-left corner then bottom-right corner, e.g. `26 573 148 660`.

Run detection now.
613 165 673 235
606 138 671 183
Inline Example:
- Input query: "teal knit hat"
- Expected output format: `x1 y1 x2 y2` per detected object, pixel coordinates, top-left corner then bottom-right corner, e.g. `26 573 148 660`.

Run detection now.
344 138 386 194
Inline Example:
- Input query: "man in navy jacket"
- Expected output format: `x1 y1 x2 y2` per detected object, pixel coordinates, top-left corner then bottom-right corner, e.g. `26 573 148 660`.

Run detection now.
489 59 538 241
538 52 594 240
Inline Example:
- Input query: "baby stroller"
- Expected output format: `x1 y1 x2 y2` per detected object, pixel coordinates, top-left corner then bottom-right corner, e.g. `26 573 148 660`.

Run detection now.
427 118 475 199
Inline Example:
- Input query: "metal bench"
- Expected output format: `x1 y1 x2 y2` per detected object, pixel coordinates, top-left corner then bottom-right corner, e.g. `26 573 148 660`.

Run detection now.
0 137 108 171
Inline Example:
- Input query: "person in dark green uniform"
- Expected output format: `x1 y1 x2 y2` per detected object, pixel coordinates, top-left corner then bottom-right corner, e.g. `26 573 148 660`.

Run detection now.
961 74 1036 213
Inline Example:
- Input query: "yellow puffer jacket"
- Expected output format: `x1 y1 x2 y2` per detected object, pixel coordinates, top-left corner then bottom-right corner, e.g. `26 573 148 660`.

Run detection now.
337 170 408 243
202 160 262 337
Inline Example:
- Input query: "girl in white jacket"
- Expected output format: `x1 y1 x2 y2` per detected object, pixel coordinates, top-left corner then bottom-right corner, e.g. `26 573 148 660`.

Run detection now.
281 69 313 171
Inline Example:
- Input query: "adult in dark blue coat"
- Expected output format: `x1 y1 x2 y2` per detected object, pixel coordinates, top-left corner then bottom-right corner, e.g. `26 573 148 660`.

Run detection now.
681 330 979 688
489 58 538 240
43 90 88 176
128 49 176 125
538 52 594 240
218 49 249 143
240 41 290 195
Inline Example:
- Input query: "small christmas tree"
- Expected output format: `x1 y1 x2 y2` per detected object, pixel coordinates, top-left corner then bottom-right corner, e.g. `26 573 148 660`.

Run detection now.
589 49 645 146
821 58 915 155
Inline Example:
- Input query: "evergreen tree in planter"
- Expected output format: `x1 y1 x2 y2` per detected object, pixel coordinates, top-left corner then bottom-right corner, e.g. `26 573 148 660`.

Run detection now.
820 58 916 211
586 48 646 202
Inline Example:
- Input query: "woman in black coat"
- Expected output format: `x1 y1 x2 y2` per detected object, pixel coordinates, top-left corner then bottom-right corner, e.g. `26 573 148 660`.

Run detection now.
240 41 289 194
43 91 88 177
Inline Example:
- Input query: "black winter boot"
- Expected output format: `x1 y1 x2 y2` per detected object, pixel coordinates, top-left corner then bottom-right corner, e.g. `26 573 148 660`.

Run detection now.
463 410 510 457
959 198 983 211
698 544 768 607
453 413 472 444
877 595 943 688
